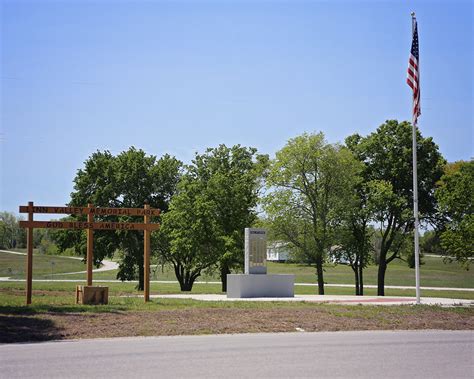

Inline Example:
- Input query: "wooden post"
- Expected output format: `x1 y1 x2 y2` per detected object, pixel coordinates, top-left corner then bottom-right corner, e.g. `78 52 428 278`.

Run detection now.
26 201 34 305
144 204 150 302
86 203 94 286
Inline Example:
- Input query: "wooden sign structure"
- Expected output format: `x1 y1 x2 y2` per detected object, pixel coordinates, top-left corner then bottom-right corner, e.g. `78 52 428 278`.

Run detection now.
19 202 160 305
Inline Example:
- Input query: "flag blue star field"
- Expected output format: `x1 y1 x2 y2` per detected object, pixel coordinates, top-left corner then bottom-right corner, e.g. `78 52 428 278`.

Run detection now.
407 19 421 125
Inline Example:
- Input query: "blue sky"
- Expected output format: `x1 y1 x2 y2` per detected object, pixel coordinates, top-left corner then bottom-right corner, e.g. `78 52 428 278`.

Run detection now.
1 0 473 216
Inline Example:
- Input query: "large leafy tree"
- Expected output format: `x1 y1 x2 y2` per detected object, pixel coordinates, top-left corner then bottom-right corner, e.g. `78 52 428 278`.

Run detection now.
264 132 362 295
192 145 268 291
435 160 473 268
346 120 445 295
54 147 181 290
420 230 444 256
335 182 375 296
158 144 268 291
158 174 221 291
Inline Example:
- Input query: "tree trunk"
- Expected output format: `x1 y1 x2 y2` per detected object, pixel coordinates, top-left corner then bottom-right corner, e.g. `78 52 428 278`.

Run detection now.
137 261 144 291
359 264 364 296
174 263 187 291
179 278 194 291
173 263 200 292
316 257 324 295
377 260 387 296
220 263 230 293
353 267 360 296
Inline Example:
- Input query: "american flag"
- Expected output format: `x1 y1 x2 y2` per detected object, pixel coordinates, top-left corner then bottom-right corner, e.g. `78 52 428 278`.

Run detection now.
407 18 421 125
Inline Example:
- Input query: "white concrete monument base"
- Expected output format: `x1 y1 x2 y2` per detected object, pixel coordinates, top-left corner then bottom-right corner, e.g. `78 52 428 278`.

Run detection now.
227 274 295 298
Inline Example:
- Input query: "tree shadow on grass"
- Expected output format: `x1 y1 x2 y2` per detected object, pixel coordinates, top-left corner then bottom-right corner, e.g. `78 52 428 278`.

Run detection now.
0 304 128 315
0 305 127 343
0 315 63 343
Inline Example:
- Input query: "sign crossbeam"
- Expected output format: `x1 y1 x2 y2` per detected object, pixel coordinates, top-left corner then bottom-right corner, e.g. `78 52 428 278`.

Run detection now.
19 220 160 231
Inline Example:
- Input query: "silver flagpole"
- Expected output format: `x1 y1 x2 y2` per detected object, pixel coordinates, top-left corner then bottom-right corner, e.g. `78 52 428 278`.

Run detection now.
411 12 421 305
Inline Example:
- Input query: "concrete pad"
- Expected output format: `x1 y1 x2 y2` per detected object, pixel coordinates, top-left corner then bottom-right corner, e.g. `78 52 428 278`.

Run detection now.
150 293 474 307
227 274 294 298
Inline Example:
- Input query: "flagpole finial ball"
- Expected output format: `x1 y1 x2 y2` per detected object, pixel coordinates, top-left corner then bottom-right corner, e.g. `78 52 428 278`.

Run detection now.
411 11 416 17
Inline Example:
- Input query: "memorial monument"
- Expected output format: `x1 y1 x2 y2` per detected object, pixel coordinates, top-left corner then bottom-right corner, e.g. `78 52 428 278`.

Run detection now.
227 228 295 298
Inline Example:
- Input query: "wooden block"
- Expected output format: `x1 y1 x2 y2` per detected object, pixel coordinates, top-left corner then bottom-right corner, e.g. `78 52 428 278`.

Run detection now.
76 285 109 305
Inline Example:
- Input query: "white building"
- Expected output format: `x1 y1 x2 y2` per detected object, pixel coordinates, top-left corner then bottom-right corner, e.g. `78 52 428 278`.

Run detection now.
266 242 291 262
328 245 351 265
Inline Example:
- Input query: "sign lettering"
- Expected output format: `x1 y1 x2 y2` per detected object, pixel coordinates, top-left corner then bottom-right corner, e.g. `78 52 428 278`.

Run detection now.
19 205 160 216
20 221 160 231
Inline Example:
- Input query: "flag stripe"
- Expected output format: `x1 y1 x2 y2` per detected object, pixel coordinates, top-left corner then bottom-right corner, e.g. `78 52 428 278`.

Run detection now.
407 19 421 124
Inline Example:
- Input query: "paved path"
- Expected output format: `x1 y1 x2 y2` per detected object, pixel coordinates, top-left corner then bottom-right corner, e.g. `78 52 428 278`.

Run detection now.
150 293 474 306
0 249 31 256
1 331 472 378
425 253 474 260
51 259 118 275
296 283 474 292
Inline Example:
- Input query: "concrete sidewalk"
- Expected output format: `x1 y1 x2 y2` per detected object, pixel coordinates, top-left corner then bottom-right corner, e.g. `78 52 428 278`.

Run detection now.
150 293 474 306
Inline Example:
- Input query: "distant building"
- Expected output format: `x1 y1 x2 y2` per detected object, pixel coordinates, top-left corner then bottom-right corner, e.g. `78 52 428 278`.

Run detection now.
266 242 352 264
328 245 351 265
266 242 291 262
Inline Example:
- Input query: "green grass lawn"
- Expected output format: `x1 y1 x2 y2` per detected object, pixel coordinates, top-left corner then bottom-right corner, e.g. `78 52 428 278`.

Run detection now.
268 257 474 288
1 250 472 300
1 279 473 304
0 251 87 278
38 254 474 289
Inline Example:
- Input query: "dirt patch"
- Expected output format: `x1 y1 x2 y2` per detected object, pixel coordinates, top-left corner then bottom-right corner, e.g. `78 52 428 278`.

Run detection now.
1 306 472 343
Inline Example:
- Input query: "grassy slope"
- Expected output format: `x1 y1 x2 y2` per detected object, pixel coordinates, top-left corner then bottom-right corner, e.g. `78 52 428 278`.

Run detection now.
269 258 474 288
15 253 472 289
0 251 86 278
1 251 472 299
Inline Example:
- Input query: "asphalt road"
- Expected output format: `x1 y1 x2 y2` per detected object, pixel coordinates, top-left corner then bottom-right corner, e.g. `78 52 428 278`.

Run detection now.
1 331 472 378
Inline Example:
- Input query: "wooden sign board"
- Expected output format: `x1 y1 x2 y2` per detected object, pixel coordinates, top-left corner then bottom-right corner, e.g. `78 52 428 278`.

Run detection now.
19 220 160 231
19 205 160 217
20 202 158 305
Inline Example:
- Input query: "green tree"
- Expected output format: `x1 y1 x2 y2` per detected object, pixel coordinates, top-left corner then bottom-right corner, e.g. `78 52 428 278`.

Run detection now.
158 174 221 291
54 148 181 290
0 212 25 249
435 160 474 268
264 132 362 295
34 229 58 255
403 235 425 269
157 144 267 291
420 230 444 256
335 183 375 295
191 145 268 291
346 120 445 295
